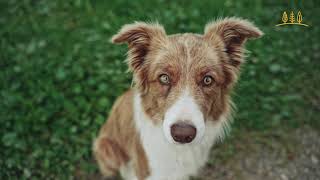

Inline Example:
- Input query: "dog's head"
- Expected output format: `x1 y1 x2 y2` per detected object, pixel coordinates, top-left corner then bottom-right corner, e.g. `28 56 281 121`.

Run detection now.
112 18 263 144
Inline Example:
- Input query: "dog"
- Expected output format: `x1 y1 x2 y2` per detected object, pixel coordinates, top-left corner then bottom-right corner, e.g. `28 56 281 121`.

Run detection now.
93 17 263 180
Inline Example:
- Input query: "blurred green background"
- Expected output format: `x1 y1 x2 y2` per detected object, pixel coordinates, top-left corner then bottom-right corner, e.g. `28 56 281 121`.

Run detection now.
1 0 319 179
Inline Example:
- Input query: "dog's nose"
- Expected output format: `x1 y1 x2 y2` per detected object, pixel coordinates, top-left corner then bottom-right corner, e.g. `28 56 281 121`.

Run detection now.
170 122 196 143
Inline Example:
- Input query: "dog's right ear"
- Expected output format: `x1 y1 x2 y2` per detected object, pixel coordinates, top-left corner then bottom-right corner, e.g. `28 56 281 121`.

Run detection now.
204 18 263 68
111 22 167 72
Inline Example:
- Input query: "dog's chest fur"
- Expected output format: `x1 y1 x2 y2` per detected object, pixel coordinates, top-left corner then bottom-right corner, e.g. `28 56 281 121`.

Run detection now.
132 93 225 180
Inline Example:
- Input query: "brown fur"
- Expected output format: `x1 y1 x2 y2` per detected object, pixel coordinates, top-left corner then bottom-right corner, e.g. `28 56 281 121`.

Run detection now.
94 18 262 179
93 90 150 179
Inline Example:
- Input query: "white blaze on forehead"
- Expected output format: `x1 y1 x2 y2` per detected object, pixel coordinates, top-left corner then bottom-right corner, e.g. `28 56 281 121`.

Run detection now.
163 89 205 144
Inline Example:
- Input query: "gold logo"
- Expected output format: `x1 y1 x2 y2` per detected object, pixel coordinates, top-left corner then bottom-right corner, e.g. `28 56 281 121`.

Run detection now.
276 10 309 27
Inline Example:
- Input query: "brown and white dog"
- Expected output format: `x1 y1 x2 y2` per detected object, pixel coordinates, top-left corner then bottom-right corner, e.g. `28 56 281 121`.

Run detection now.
93 18 263 180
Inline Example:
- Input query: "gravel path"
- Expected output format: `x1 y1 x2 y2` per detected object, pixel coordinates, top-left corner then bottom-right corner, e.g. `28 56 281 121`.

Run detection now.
196 126 320 180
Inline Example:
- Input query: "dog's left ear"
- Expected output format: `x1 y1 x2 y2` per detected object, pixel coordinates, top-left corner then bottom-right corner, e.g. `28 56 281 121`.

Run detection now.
204 17 263 68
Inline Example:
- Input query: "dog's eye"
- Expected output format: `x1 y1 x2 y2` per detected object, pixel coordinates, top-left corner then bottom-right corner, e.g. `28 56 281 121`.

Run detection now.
203 76 214 86
159 74 170 85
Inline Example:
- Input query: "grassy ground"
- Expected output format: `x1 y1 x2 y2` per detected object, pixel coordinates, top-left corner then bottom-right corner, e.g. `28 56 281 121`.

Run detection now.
1 0 319 179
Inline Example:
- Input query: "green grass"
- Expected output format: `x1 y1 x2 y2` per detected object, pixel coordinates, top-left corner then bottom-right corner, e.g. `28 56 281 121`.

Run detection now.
1 0 319 179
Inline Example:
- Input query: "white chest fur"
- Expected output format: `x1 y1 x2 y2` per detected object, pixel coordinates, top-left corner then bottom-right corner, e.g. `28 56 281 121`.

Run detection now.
133 93 229 180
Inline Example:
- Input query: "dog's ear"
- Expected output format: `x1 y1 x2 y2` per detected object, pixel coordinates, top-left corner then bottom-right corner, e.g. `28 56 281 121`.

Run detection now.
204 17 263 68
111 22 167 72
